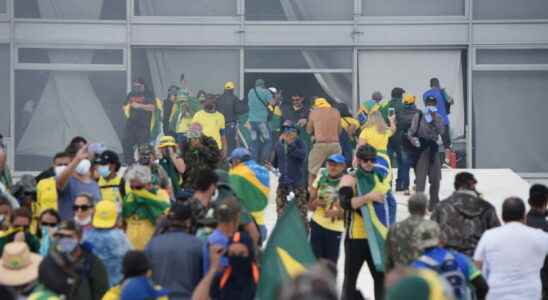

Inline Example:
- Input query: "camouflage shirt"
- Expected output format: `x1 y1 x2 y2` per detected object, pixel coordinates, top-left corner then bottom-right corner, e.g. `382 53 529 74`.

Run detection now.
431 189 500 257
385 215 429 271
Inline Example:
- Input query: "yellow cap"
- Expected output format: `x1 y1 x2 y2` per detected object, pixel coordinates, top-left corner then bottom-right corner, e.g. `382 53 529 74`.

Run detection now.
224 81 236 90
313 97 331 108
158 136 177 148
403 94 416 104
92 201 117 229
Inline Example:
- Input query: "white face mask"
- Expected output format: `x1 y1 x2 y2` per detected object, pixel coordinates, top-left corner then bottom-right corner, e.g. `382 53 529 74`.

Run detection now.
54 166 67 177
74 215 92 226
75 159 91 176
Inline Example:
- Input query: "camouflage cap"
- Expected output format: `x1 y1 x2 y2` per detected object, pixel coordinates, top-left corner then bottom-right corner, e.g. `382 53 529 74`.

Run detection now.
137 144 154 155
411 220 441 251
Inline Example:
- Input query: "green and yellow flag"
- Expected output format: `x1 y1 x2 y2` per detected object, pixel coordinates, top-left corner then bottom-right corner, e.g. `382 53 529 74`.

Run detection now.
256 201 316 300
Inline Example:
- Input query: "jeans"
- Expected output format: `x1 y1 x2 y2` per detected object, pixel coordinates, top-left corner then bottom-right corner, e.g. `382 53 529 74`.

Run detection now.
249 121 272 163
395 148 411 191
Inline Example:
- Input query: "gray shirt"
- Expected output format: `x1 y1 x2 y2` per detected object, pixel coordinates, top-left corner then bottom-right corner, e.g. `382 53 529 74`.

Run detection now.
145 229 204 300
407 111 444 142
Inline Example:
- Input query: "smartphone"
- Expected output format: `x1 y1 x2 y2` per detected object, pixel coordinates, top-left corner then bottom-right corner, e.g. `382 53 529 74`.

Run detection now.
388 107 396 117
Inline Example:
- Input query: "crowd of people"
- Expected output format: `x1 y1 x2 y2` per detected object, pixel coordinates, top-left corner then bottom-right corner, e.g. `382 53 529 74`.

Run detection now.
0 74 546 300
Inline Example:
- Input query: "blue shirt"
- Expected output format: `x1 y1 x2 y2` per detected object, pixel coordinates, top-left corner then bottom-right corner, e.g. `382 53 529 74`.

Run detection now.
58 176 101 220
83 228 132 287
247 87 273 123
273 138 307 187
423 88 449 125
411 247 480 281
202 229 230 274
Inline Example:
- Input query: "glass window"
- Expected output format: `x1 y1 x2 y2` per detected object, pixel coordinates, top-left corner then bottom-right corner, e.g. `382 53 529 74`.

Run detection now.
0 45 9 138
14 70 126 171
246 0 353 21
15 0 126 20
132 48 240 99
476 49 548 65
0 0 6 14
473 71 548 172
362 0 464 16
474 0 548 20
18 48 124 65
135 0 237 17
245 48 352 69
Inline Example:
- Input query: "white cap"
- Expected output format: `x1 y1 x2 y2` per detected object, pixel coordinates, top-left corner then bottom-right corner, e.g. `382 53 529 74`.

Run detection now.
268 87 278 94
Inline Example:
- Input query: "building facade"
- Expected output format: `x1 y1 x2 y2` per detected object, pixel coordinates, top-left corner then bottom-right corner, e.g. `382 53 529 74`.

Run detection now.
1 0 547 175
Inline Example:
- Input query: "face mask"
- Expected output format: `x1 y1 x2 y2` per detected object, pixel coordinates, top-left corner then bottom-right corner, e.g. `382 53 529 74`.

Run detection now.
40 226 50 238
75 159 91 176
54 165 67 177
228 255 253 273
426 106 438 113
97 165 111 178
74 215 92 226
56 237 78 254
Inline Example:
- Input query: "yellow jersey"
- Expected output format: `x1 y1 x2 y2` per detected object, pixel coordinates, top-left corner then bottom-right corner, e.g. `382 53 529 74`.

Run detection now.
191 111 225 149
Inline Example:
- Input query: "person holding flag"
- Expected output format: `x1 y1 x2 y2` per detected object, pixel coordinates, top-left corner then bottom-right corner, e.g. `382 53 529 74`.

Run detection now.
338 144 396 300
122 165 170 250
228 148 270 242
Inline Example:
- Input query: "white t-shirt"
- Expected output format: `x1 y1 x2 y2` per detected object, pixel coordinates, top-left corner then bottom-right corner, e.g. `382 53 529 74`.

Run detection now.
474 222 548 300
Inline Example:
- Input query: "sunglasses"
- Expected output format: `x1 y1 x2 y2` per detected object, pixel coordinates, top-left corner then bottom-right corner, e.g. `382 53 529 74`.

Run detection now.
130 185 145 190
53 233 75 239
41 222 58 228
361 157 375 163
72 205 92 212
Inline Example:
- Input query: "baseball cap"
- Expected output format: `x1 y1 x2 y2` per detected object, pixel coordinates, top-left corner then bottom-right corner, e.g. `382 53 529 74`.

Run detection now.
269 87 278 94
158 136 177 148
412 220 441 251
121 276 169 300
224 81 235 90
326 154 346 165
92 201 117 229
214 197 241 224
137 144 154 155
94 150 120 166
169 201 193 222
403 94 416 104
281 121 297 133
425 96 437 105
228 148 251 162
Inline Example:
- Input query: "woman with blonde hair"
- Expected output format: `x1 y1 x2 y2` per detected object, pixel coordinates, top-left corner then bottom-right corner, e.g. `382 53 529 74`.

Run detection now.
357 109 396 153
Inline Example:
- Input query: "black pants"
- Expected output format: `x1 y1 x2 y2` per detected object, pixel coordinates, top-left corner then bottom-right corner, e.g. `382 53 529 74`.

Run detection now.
123 125 149 164
310 220 342 264
343 238 385 300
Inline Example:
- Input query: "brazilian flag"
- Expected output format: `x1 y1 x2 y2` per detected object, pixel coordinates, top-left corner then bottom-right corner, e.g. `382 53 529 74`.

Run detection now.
256 201 316 300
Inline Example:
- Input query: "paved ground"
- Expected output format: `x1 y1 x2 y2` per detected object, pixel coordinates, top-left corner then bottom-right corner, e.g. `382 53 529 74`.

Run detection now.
263 168 531 299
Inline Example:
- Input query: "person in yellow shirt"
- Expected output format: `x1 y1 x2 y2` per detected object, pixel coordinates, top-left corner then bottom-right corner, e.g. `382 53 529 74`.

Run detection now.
191 95 228 158
339 144 395 300
122 165 169 250
309 154 346 264
358 109 396 153
95 151 123 206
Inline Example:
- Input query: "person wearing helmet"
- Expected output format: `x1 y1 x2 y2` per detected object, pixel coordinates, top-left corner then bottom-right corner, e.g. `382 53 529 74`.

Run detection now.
217 81 247 154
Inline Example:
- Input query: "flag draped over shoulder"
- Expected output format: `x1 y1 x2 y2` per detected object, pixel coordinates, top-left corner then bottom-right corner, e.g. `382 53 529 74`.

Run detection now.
122 188 170 224
355 158 396 273
256 201 316 300
229 160 270 212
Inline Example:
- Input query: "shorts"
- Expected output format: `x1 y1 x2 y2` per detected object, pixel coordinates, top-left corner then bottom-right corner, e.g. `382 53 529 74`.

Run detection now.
308 143 342 175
